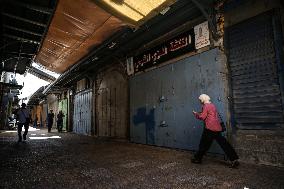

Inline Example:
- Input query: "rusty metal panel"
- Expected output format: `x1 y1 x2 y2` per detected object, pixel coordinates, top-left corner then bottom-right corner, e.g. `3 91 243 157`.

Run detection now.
73 89 92 135
97 70 128 138
35 0 125 73
130 48 228 153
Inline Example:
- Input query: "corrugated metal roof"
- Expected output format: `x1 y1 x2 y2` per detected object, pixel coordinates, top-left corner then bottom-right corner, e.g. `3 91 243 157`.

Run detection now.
35 0 126 73
0 0 57 74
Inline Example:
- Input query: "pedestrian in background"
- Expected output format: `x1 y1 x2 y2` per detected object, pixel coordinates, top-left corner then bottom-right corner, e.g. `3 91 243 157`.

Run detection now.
33 116 38 127
192 94 240 168
16 103 30 142
57 110 64 132
47 109 54 132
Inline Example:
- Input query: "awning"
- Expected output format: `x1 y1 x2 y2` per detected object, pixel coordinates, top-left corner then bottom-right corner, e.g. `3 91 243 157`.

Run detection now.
35 0 126 73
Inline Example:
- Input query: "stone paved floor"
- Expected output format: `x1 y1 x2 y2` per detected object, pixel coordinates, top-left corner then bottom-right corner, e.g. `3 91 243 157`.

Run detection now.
0 127 284 189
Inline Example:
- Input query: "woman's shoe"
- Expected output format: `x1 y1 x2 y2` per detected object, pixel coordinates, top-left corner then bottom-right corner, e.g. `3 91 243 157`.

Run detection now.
229 160 240 168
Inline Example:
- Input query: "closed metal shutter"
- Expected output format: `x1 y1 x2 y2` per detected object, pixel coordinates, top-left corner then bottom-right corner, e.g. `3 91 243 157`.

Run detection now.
227 11 284 128
73 89 92 135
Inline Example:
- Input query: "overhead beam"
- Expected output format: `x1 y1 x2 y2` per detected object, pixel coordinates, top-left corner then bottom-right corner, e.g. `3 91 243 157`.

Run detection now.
3 34 40 44
28 67 56 83
4 0 53 14
2 51 34 57
3 25 43 37
2 12 47 27
2 56 31 64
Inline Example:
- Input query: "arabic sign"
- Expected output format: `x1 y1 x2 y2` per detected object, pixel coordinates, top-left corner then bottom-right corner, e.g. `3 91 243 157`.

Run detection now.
133 29 195 73
194 21 210 49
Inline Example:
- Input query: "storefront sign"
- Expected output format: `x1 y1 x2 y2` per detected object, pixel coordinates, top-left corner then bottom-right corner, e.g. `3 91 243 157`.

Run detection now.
194 21 210 49
133 29 195 73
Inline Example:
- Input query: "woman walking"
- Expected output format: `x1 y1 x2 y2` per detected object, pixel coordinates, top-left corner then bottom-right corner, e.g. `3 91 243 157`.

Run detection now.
192 94 239 168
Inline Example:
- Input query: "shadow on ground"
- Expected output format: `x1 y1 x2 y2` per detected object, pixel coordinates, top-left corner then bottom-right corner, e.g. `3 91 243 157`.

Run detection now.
0 128 283 189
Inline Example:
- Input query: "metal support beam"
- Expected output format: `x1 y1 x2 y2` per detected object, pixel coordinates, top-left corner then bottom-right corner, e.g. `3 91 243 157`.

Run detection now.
4 0 53 14
2 56 31 63
2 12 47 27
2 51 34 57
3 34 40 45
28 66 56 83
3 25 43 37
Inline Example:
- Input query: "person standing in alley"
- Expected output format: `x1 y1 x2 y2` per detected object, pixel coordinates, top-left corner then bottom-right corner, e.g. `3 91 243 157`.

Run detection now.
47 109 54 132
16 103 30 142
33 116 38 127
57 110 64 132
192 94 240 168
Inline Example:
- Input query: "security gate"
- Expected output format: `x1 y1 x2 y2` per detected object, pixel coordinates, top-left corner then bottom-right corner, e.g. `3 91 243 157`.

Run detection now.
226 11 284 128
130 48 227 153
73 89 92 135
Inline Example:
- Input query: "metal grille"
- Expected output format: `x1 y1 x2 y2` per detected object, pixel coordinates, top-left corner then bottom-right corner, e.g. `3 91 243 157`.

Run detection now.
227 11 284 128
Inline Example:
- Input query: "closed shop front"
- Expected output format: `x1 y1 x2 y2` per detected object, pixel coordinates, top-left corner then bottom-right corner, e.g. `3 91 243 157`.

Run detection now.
224 1 284 166
96 69 128 138
73 89 92 135
226 11 284 129
130 48 228 153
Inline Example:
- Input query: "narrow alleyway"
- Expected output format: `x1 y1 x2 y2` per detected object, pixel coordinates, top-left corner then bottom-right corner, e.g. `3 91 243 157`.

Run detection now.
0 127 283 189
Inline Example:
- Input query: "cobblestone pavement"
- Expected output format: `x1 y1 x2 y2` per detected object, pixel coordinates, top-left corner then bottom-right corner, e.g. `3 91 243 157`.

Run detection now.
1 127 284 189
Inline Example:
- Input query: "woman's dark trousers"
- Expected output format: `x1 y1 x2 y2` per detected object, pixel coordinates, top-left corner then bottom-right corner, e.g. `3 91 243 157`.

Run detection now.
48 122 53 132
194 128 239 161
18 123 29 141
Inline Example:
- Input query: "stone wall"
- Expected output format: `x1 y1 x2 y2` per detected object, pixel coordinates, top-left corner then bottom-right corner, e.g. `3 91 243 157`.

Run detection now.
235 130 284 167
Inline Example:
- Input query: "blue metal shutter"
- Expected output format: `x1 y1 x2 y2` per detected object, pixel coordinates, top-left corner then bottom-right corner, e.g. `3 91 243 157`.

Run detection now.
227 11 284 128
73 89 92 135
